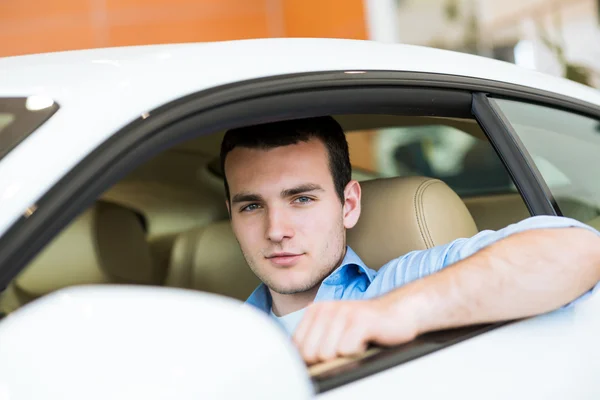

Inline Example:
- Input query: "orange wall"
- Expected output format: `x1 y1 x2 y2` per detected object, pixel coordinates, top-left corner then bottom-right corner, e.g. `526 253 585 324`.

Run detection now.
0 0 367 57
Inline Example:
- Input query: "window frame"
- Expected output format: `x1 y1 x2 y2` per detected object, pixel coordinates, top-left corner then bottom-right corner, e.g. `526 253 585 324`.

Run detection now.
0 71 599 392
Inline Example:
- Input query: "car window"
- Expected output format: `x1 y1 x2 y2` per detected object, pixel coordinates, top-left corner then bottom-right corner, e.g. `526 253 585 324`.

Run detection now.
348 124 516 197
0 113 15 133
492 98 600 226
0 97 59 160
346 121 531 232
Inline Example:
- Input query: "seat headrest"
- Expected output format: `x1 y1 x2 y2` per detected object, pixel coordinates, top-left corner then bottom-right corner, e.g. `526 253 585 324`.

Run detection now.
10 202 158 301
166 221 260 301
347 176 478 270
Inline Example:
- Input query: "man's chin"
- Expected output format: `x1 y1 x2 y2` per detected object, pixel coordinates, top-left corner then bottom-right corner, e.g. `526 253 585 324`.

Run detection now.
267 277 321 296
257 264 334 296
273 287 313 295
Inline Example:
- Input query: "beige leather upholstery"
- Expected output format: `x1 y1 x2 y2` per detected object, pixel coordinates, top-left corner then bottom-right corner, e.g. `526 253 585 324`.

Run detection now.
464 193 530 231
348 176 479 270
0 202 159 313
166 220 260 301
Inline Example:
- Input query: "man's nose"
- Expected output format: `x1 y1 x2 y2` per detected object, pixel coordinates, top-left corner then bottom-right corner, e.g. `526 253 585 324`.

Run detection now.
265 207 293 242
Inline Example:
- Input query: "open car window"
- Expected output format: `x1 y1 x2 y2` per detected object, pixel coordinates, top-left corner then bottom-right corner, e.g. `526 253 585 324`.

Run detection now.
0 113 529 318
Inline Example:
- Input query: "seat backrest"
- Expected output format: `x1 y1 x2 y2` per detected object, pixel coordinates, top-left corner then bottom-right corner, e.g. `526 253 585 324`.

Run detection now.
0 201 158 313
348 176 479 270
166 220 260 301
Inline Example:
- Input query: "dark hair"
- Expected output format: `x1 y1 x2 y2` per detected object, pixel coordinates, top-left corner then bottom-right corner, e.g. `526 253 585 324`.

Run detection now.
220 116 351 204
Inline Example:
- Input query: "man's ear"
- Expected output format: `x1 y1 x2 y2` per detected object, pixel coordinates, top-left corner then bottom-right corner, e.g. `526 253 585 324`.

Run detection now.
225 200 231 219
342 180 361 229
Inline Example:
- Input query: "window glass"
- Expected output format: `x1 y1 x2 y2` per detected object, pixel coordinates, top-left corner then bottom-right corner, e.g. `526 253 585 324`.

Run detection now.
348 124 516 197
346 120 529 232
0 97 59 160
0 113 15 133
492 98 600 226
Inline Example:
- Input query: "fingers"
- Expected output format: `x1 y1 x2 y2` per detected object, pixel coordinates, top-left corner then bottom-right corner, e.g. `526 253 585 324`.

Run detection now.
292 304 318 348
295 306 334 364
337 315 370 357
318 308 349 360
293 302 372 365
293 296 421 365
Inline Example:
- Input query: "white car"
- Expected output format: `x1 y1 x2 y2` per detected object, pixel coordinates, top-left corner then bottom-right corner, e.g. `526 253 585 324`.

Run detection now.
0 38 599 399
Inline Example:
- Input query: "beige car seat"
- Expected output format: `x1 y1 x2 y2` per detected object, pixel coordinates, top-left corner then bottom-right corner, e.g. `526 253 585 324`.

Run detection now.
347 176 479 270
166 176 479 301
166 220 260 301
0 201 160 314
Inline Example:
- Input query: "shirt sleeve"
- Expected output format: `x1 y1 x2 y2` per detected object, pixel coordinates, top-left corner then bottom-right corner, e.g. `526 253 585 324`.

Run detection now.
364 215 600 307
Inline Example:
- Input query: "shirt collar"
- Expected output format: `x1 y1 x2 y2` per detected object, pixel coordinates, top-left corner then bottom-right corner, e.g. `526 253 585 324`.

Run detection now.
245 283 272 312
245 246 374 313
327 246 376 284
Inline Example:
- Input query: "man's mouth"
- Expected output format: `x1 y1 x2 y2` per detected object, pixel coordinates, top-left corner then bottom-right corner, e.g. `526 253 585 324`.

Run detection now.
266 252 304 267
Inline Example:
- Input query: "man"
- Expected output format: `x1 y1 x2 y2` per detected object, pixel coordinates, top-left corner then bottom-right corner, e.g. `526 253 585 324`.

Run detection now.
220 116 600 365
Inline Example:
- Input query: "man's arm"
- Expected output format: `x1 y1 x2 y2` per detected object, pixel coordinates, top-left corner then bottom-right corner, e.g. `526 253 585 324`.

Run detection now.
293 226 600 364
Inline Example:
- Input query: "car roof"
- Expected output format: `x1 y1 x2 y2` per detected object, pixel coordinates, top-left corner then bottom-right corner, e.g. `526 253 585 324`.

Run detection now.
0 38 599 237
2 38 600 108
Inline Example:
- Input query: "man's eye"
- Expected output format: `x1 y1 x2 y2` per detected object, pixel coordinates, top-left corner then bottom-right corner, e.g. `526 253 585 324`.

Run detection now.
241 203 261 212
294 196 313 204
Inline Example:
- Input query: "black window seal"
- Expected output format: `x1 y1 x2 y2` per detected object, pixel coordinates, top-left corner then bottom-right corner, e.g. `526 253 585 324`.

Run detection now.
143 70 600 121
471 93 559 216
0 70 597 390
312 322 509 392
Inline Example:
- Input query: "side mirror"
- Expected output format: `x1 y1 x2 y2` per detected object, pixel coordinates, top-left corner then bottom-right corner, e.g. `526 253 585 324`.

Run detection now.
0 285 314 400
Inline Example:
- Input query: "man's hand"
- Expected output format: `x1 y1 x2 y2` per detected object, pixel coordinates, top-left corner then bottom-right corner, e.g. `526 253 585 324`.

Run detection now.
292 298 419 365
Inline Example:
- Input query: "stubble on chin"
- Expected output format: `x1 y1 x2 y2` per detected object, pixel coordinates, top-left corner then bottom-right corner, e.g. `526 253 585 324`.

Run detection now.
260 249 346 296
267 266 333 295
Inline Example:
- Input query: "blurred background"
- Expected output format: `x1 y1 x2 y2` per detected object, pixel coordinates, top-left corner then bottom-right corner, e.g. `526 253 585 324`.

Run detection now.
1 0 599 87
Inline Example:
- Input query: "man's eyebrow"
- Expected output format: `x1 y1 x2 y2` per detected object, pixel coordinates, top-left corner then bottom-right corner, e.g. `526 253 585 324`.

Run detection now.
281 184 324 198
231 192 264 204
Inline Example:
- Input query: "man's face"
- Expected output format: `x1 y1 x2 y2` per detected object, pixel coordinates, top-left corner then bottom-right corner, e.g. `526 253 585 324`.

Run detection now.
225 138 360 295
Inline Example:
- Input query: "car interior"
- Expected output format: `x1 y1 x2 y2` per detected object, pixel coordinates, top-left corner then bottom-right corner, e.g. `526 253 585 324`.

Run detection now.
1 113 599 373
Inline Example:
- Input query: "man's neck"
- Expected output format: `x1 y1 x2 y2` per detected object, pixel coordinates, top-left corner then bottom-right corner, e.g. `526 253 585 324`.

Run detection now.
270 285 320 317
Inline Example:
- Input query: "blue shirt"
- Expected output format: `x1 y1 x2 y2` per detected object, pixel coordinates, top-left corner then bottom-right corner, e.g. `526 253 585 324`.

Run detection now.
247 216 600 322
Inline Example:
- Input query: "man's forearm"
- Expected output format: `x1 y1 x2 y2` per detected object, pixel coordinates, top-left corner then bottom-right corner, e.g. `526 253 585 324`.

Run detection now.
293 226 600 363
377 227 600 336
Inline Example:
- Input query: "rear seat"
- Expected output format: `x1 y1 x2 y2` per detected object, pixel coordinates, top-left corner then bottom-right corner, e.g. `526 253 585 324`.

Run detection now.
0 201 161 313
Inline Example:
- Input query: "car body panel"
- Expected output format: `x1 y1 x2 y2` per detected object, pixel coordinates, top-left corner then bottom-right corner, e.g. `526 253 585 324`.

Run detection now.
320 289 600 399
1 38 600 236
1 284 599 399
